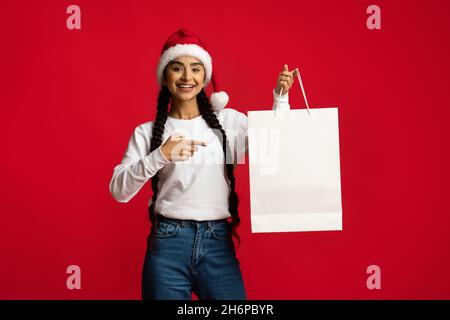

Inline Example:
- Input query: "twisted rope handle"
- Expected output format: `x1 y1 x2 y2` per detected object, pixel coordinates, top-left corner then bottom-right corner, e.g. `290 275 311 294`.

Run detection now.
275 69 311 117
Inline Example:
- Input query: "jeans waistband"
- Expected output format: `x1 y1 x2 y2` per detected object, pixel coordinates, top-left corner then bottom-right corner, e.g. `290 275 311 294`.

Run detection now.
156 214 229 228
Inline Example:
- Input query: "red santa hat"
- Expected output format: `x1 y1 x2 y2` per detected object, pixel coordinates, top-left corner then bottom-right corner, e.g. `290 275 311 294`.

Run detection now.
156 28 229 111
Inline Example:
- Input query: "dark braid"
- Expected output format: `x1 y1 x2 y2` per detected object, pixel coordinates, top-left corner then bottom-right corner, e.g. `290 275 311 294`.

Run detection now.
196 89 241 247
148 86 241 247
148 85 170 237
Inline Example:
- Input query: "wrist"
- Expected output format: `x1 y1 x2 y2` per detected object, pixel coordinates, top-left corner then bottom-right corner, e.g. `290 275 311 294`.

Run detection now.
159 146 171 162
274 88 288 96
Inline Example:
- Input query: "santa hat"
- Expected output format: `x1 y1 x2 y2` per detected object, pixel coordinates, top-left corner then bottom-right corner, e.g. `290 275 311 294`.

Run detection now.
156 28 229 111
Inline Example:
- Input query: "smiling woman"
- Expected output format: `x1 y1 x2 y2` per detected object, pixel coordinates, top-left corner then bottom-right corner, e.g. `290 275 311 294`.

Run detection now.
109 27 293 301
163 56 206 112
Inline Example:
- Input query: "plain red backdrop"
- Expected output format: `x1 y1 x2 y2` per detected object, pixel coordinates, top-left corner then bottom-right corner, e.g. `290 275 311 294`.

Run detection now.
1 0 449 299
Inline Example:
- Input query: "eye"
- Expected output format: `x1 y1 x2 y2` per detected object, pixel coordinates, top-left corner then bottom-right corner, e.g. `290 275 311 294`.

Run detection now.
193 68 200 72
173 67 181 71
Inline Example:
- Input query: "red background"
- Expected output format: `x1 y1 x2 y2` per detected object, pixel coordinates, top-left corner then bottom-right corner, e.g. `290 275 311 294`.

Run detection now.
1 0 449 299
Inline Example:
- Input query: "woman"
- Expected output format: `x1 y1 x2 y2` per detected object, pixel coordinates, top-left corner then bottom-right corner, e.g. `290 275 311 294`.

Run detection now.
109 28 298 300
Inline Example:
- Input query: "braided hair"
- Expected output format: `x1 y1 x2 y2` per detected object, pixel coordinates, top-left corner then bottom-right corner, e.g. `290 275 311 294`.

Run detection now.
147 85 241 246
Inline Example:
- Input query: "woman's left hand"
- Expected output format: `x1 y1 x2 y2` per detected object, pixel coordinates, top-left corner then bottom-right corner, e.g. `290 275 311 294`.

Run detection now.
275 64 299 96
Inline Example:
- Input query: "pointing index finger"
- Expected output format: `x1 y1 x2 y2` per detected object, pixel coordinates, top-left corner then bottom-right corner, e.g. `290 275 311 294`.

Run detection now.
187 139 207 146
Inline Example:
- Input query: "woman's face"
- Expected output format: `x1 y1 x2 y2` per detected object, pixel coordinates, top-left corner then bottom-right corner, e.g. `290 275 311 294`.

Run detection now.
163 55 206 102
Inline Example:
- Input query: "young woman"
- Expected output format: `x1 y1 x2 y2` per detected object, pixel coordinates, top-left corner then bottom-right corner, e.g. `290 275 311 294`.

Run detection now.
109 28 298 300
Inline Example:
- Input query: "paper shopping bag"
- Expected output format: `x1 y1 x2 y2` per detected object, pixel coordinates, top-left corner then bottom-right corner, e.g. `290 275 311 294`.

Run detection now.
248 78 342 233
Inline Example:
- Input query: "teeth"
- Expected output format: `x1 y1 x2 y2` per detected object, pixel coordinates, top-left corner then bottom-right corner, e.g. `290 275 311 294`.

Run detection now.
178 85 194 88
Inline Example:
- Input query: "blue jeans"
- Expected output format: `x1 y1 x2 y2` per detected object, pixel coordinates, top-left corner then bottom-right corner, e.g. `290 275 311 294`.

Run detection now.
142 215 246 300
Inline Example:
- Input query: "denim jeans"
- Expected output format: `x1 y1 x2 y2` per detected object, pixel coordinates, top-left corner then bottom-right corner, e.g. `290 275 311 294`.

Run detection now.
142 215 246 300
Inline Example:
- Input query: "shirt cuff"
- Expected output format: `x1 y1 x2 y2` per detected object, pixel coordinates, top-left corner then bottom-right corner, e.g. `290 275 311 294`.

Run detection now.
158 146 170 162
272 88 289 110
143 146 171 176
273 88 288 99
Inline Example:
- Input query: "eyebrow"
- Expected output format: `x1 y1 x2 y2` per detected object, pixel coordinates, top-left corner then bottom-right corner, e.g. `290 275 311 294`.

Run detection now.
170 61 204 67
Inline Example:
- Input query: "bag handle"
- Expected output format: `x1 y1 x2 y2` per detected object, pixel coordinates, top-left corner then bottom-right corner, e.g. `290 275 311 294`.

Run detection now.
275 69 312 117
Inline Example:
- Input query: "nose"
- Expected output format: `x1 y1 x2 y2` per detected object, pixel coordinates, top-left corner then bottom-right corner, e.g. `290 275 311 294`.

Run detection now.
181 69 193 81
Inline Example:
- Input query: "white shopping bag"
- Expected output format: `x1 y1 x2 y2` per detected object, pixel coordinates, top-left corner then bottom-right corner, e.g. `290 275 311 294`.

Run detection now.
248 72 342 233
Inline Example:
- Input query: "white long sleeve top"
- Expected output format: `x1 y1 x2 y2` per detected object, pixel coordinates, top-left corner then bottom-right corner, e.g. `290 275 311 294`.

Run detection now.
109 89 290 221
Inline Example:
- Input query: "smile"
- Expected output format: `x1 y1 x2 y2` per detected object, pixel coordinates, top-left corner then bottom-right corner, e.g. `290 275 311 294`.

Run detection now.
177 84 195 91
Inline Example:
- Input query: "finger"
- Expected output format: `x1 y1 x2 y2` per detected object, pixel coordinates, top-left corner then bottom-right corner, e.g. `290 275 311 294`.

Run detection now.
182 149 194 157
280 73 293 84
283 64 288 72
188 139 207 146
180 149 194 157
281 71 293 77
280 75 292 82
280 80 288 88
174 151 188 161
279 78 292 88
293 68 299 77
186 145 199 152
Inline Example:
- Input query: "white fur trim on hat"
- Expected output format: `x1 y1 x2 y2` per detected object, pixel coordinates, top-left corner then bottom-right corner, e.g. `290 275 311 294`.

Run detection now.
157 44 212 87
210 91 229 111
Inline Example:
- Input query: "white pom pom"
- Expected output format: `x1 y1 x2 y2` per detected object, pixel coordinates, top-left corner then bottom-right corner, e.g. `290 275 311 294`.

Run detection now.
210 91 229 111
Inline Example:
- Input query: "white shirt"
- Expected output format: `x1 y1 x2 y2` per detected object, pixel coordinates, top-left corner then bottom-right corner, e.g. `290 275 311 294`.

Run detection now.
109 89 290 221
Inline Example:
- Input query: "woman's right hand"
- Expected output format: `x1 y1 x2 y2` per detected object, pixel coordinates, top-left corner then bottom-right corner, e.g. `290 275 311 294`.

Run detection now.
160 133 207 162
